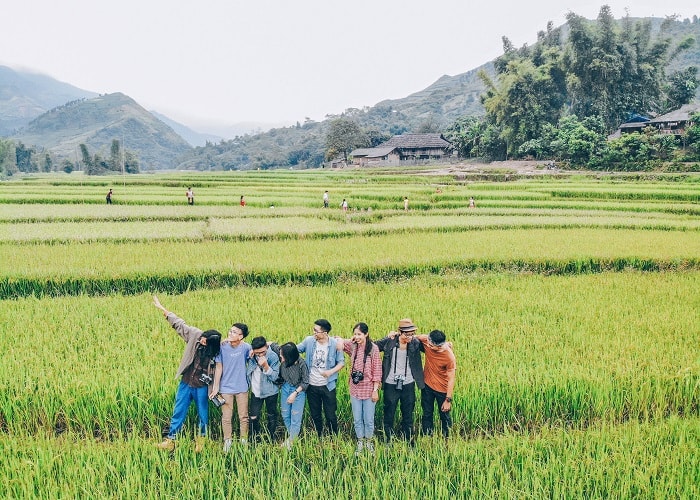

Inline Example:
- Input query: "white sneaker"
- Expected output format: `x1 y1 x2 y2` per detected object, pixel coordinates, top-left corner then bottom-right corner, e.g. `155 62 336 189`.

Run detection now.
355 439 364 456
365 440 375 455
281 438 292 450
223 439 232 453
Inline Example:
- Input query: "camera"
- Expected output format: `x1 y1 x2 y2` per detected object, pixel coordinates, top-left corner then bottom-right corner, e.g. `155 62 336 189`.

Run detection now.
394 374 405 391
199 373 213 385
211 393 225 408
351 371 364 385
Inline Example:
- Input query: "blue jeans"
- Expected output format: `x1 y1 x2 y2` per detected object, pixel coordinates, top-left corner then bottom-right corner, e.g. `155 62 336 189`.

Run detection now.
167 380 209 439
350 396 376 439
280 383 306 441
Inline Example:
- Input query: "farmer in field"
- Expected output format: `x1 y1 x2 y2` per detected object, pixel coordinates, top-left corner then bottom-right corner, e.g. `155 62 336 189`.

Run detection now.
211 322 251 452
245 336 280 444
152 296 221 452
416 329 456 439
376 318 425 445
186 187 194 205
106 188 113 204
297 319 344 436
323 190 329 208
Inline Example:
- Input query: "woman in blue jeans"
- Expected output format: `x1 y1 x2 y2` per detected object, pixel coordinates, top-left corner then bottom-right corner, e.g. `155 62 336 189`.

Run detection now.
270 342 309 448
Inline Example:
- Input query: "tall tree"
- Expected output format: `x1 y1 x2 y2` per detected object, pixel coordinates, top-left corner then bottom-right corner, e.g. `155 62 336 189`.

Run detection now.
325 118 368 161
0 139 17 177
110 139 121 172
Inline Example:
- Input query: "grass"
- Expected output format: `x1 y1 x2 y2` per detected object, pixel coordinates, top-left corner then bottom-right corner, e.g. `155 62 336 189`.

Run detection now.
1 170 698 497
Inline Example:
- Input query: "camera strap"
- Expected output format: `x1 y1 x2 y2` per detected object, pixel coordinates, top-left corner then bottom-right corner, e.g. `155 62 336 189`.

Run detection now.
393 345 408 378
352 343 369 375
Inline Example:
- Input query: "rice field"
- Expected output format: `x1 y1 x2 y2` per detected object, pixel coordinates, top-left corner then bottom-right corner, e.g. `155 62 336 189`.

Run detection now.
1 168 698 498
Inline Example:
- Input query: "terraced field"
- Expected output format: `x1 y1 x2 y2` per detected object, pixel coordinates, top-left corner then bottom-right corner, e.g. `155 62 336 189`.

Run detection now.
1 168 698 498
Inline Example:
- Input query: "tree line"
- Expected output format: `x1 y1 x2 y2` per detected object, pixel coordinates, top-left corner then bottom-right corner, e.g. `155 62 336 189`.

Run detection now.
325 7 700 170
0 139 139 177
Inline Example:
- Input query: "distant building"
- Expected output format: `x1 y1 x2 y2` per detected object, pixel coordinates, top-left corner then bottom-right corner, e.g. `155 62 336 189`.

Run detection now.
615 103 700 137
350 133 452 166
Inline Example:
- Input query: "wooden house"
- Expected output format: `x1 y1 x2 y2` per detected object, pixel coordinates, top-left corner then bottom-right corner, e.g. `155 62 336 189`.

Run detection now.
350 133 452 166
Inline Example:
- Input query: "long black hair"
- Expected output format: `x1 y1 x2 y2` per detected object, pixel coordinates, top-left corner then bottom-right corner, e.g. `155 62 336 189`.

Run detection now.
353 322 373 357
201 330 222 359
280 342 300 367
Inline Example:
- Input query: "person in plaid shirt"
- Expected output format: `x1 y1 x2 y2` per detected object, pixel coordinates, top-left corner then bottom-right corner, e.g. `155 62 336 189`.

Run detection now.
338 322 382 455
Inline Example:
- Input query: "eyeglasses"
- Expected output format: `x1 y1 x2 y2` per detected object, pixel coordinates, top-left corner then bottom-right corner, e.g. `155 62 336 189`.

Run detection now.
312 328 325 334
253 348 268 357
400 331 415 337
427 339 444 348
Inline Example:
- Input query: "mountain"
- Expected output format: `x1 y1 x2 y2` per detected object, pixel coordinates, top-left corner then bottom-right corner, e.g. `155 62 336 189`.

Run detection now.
13 93 191 170
367 63 492 129
150 111 224 147
0 65 97 135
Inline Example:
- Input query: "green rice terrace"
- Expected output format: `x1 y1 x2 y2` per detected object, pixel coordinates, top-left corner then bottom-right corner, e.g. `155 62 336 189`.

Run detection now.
1 167 698 498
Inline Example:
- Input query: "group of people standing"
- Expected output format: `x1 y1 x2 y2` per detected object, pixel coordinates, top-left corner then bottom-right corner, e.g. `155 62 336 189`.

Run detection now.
152 296 457 454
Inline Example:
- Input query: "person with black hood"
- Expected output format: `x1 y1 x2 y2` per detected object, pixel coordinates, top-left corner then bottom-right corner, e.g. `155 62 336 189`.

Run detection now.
153 296 221 453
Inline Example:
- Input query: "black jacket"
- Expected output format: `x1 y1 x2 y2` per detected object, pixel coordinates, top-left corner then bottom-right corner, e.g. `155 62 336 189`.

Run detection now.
375 336 425 389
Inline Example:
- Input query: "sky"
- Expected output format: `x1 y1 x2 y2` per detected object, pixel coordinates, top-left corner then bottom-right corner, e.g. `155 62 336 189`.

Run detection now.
2 1 699 131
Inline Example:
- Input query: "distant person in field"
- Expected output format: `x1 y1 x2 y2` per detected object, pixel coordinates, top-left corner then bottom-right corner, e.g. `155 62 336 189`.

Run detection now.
240 195 246 207
246 336 280 444
268 341 309 449
469 197 475 208
211 321 251 452
416 329 456 439
337 322 382 455
186 187 194 205
404 196 409 211
297 319 344 436
323 190 329 208
152 296 221 453
341 199 348 211
376 318 425 445
106 189 113 204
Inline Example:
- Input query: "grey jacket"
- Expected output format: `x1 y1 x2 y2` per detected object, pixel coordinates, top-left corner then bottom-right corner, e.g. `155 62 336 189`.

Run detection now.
166 312 205 379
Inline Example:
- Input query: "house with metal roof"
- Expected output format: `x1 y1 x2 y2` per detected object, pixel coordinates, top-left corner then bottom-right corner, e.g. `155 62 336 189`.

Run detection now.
617 103 700 136
350 133 453 166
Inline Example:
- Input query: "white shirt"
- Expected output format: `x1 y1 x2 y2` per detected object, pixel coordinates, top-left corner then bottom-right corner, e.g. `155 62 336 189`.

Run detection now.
309 343 329 386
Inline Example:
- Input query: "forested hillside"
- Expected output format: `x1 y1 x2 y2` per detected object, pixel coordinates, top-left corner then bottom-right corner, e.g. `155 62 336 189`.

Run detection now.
13 93 191 170
0 65 96 136
180 12 700 171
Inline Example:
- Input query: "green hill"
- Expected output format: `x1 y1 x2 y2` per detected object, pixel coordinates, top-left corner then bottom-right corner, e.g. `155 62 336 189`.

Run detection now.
0 65 97 136
182 15 699 171
13 93 191 170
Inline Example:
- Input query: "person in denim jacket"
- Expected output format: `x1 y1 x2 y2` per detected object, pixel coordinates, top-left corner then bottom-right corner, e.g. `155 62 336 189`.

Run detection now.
246 336 280 443
297 319 345 436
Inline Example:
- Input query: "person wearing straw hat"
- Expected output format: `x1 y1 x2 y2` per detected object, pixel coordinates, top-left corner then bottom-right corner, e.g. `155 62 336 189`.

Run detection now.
377 318 425 445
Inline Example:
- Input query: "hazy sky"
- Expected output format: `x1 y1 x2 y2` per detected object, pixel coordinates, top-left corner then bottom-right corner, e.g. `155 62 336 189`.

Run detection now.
2 1 698 129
